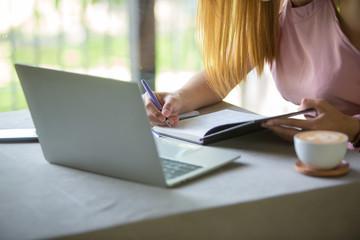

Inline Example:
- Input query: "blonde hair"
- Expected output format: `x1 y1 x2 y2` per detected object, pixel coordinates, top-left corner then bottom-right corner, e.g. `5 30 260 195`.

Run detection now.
196 0 281 98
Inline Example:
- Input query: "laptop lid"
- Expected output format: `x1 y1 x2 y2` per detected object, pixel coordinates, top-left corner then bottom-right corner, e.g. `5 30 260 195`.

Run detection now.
15 64 240 187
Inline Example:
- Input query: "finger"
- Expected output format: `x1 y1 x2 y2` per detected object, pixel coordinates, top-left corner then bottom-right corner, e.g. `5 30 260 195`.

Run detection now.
264 118 314 131
266 125 301 142
162 104 173 118
150 113 179 126
143 94 168 124
299 98 319 111
168 115 179 125
151 92 173 118
148 111 168 126
162 95 180 118
143 92 159 110
144 101 165 121
145 92 181 126
299 98 332 113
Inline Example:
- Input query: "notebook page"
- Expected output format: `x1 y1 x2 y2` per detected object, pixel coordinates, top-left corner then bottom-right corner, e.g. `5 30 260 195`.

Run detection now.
153 109 263 141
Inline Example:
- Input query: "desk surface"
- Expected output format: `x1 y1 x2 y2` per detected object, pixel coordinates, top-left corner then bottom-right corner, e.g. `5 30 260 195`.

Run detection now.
1 103 360 240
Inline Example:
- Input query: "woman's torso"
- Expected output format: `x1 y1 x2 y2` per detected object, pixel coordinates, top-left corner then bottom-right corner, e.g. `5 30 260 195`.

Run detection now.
272 0 360 116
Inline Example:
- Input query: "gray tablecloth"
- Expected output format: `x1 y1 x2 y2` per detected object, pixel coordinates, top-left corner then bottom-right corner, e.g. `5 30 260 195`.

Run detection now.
1 105 359 240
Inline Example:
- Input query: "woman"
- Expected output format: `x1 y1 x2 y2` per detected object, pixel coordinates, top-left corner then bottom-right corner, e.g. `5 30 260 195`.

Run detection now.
143 0 360 149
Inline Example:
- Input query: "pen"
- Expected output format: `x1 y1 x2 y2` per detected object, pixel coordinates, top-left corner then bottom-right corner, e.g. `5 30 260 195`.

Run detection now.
141 79 171 127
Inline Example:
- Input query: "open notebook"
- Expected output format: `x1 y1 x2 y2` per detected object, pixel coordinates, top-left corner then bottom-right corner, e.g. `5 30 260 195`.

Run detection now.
153 109 314 145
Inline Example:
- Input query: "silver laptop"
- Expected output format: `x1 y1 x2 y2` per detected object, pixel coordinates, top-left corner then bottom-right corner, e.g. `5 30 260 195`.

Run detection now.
15 64 240 187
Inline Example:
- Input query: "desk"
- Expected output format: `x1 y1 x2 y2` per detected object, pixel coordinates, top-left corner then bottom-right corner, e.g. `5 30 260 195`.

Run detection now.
1 103 360 240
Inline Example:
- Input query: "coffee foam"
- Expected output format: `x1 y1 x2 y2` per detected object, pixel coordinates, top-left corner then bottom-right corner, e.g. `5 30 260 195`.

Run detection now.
296 130 347 144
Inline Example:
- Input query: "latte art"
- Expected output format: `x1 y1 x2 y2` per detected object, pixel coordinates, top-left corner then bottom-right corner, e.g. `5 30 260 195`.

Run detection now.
297 131 347 144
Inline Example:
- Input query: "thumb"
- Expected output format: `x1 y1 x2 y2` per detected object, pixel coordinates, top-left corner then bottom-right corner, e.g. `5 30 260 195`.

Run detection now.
299 98 326 117
162 105 172 118
162 94 181 117
161 96 175 118
299 98 316 110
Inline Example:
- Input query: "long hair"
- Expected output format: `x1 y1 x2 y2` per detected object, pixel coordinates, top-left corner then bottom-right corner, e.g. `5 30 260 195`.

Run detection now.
196 0 281 98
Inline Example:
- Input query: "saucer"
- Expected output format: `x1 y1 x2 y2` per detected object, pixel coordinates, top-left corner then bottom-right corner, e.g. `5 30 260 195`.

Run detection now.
294 160 350 177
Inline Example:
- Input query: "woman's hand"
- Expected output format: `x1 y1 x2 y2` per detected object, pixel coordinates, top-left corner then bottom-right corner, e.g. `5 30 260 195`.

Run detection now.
261 98 360 142
143 92 182 126
142 71 223 126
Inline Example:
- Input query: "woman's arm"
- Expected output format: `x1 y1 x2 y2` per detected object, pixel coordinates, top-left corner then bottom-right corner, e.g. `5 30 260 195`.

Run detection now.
172 71 223 113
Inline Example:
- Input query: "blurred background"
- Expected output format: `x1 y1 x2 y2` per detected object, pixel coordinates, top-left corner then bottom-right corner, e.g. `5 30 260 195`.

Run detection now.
0 0 297 115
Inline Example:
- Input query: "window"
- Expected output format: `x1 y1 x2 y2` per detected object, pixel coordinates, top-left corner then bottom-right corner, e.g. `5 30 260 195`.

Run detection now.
0 0 295 115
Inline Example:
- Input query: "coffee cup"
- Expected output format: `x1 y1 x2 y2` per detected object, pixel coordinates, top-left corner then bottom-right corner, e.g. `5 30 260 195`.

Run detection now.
294 130 348 170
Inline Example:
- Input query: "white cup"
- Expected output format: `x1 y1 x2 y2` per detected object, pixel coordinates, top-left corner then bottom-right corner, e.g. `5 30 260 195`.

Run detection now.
294 130 348 170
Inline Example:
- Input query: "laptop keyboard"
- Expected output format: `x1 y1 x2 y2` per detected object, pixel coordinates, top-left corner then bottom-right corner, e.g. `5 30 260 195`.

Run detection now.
161 158 202 180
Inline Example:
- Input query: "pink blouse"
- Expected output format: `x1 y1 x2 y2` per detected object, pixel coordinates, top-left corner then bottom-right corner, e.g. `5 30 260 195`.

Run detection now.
271 0 360 116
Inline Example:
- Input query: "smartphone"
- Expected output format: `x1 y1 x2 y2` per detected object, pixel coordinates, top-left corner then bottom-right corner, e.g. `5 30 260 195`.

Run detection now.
0 129 38 142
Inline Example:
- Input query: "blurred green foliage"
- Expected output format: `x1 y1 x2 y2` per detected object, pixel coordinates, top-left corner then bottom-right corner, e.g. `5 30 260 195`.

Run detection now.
0 0 201 113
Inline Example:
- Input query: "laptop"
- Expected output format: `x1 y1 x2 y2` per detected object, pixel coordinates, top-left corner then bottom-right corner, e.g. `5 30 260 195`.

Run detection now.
15 63 241 187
